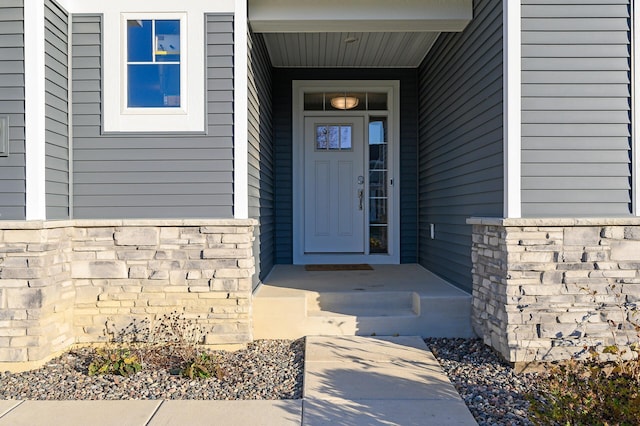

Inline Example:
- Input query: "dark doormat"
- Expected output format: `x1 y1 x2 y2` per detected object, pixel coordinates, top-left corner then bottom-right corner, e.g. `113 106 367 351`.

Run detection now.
304 264 374 271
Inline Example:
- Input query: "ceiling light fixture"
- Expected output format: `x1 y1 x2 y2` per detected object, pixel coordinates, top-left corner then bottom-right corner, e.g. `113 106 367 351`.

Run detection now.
330 96 359 110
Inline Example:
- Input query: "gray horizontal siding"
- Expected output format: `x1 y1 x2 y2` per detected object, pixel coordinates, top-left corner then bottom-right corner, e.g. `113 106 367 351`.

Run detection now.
71 14 234 219
248 30 274 287
45 0 69 219
0 0 25 219
521 0 631 216
399 71 419 263
272 68 418 264
418 0 503 292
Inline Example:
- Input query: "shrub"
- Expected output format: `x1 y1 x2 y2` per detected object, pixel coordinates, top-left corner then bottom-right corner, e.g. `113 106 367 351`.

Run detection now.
88 311 224 380
528 285 640 425
529 351 640 425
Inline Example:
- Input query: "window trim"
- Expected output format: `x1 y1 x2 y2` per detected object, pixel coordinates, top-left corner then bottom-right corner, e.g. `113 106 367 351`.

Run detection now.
103 11 205 133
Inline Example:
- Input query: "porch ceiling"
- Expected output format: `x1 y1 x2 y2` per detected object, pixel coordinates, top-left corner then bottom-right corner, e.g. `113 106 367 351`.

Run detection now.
261 32 441 68
249 0 472 68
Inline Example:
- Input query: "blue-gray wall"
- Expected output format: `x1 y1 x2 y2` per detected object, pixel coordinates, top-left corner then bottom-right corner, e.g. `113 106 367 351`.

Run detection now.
45 0 69 219
521 0 632 216
0 0 26 220
71 14 235 219
248 29 274 287
418 0 504 292
273 69 418 264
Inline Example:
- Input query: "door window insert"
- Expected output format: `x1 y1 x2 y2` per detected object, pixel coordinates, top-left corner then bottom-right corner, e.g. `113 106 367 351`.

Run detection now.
315 125 353 150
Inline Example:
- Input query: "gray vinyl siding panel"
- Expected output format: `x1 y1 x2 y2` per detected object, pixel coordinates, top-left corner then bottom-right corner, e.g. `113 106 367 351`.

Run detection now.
521 0 631 216
45 0 69 219
399 72 419 263
418 0 503 292
0 0 25 219
273 68 418 264
247 30 274 288
71 14 235 219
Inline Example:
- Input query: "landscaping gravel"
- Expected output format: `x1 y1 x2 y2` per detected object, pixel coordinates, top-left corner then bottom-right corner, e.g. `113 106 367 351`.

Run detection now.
426 338 541 426
0 339 304 400
0 336 545 425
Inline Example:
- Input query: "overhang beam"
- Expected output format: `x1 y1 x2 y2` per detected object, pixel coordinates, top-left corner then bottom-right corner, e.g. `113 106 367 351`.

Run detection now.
249 0 473 33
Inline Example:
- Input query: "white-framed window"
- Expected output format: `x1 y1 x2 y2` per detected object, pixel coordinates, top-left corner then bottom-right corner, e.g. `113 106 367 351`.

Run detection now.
102 11 205 133
125 17 183 109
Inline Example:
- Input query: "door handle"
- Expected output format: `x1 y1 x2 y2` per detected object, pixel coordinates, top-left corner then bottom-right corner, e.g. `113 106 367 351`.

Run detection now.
358 189 364 210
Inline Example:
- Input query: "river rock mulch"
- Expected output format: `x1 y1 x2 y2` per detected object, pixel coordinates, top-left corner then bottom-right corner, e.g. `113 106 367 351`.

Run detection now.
0 339 304 400
1 336 547 425
426 338 541 426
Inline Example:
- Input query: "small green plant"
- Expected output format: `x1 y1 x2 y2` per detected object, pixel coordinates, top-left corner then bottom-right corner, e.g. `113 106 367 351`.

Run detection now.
88 347 142 376
182 352 224 380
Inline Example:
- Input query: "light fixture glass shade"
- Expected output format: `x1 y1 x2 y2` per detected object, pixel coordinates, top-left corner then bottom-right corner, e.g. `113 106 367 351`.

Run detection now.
330 96 359 110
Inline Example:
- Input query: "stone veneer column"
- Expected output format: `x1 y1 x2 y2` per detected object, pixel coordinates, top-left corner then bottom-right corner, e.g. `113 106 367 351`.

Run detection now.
0 222 74 367
468 217 640 364
0 219 256 371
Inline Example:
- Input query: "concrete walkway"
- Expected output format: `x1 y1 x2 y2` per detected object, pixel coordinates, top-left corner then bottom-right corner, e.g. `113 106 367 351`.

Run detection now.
0 336 477 426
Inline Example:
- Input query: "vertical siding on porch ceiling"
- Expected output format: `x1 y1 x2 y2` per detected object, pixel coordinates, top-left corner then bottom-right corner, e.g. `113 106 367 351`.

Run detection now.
521 0 632 216
71 14 235 219
273 69 418 264
45 0 69 220
0 0 26 220
247 30 274 288
418 0 504 292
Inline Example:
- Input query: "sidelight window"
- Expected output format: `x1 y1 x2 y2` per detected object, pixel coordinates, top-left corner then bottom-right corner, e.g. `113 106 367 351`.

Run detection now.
369 117 388 253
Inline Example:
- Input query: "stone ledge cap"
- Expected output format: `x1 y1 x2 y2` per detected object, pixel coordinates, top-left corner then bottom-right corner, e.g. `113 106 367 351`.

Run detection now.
467 217 640 226
0 218 258 230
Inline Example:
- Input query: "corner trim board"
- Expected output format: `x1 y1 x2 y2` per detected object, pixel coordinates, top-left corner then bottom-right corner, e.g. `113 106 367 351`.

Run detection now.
234 0 249 219
24 0 47 220
503 0 522 219
633 0 639 216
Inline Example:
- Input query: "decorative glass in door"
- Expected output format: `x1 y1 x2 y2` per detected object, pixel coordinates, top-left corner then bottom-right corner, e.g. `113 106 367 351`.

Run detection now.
315 125 352 150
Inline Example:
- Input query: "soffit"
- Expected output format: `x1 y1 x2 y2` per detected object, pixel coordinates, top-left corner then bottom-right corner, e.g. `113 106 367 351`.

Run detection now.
262 32 441 68
249 0 472 68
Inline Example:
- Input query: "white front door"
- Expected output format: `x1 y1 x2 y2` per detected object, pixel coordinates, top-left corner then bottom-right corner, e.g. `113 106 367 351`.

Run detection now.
304 117 365 253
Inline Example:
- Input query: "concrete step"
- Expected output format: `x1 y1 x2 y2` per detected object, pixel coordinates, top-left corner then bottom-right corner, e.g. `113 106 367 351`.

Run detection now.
252 265 475 340
307 291 416 315
253 290 473 339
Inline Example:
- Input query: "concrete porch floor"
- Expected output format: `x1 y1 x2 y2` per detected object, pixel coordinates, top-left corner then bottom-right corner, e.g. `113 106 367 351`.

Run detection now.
253 264 475 339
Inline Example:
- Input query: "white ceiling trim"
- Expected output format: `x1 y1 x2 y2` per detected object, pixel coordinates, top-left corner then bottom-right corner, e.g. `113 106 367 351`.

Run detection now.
249 0 472 33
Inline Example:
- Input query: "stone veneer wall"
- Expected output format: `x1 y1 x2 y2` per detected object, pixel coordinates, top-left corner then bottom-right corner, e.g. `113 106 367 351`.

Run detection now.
468 217 640 364
0 219 256 369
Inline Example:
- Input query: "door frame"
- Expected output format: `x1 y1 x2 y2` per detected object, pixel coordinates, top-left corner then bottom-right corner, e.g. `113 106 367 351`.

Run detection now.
292 80 401 264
